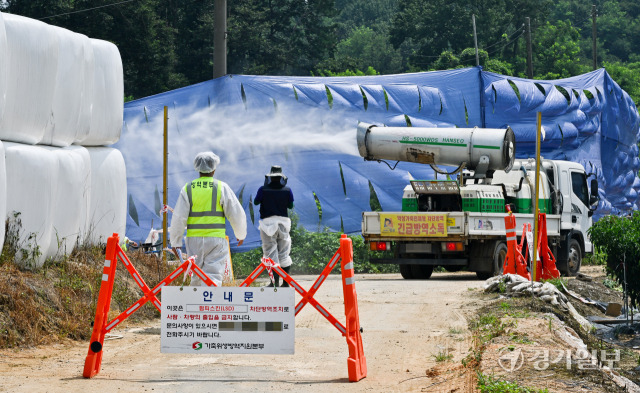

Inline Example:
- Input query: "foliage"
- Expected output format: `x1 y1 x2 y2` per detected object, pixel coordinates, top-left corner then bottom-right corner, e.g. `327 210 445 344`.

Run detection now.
477 372 549 393
3 0 640 102
542 277 567 291
589 212 640 307
531 20 590 79
583 246 606 265
231 213 398 279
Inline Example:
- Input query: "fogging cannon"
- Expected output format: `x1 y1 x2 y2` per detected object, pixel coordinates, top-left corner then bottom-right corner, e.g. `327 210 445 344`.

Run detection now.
356 122 515 178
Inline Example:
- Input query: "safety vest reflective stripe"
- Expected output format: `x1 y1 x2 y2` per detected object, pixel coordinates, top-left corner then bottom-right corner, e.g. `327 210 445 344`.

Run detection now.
186 178 225 237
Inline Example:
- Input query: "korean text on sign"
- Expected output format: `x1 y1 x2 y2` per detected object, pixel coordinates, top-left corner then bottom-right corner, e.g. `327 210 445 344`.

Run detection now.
379 213 448 237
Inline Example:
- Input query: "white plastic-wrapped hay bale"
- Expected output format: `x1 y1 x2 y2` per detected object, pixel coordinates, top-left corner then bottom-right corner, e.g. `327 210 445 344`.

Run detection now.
0 14 58 145
4 142 57 267
86 147 126 244
0 141 6 249
0 13 7 128
74 37 95 145
41 27 93 147
75 39 123 146
45 145 91 257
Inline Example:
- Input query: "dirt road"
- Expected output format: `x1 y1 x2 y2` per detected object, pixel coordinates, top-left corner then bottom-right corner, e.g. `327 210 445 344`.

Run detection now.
0 272 484 392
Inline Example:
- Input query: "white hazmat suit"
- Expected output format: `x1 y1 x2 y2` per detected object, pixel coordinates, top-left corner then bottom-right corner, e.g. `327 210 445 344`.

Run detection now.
169 152 247 286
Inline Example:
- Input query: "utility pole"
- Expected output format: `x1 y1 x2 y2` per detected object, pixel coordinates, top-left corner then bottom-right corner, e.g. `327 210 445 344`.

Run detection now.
526 17 533 79
592 4 597 70
213 0 227 79
472 14 479 66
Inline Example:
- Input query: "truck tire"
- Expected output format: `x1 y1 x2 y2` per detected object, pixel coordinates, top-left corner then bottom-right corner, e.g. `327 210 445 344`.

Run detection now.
476 241 507 280
411 264 433 279
565 239 582 276
399 264 413 279
492 241 509 276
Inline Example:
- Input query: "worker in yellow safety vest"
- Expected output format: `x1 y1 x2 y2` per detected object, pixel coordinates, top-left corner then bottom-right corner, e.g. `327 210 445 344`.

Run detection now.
169 152 247 286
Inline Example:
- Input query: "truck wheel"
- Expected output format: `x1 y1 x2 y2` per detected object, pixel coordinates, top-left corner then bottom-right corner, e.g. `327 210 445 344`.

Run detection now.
411 264 433 279
565 239 582 276
399 264 413 279
492 241 508 276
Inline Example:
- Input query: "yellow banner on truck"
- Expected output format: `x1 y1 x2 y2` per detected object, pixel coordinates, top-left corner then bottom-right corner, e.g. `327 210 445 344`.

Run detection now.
380 213 448 237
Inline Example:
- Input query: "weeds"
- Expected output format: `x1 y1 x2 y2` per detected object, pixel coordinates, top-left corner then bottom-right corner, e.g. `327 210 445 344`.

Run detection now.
449 327 464 335
0 228 178 348
433 347 453 362
231 214 399 276
477 372 548 392
543 277 567 291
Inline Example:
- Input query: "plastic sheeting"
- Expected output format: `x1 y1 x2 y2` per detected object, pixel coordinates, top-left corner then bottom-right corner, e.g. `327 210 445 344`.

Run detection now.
3 143 124 266
0 12 121 147
120 68 640 251
74 40 123 146
0 13 7 129
41 27 93 147
45 146 91 257
4 142 57 267
0 141 5 249
86 147 127 244
0 14 58 145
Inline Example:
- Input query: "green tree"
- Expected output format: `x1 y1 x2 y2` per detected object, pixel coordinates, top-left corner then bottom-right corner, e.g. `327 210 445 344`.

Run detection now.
332 26 402 74
602 61 640 105
531 20 589 79
227 0 338 76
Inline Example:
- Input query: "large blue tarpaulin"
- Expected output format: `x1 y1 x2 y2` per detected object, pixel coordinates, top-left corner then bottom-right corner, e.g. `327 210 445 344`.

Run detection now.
117 67 640 251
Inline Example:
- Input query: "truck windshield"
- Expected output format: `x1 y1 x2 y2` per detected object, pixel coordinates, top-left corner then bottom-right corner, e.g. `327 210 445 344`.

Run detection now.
571 171 589 208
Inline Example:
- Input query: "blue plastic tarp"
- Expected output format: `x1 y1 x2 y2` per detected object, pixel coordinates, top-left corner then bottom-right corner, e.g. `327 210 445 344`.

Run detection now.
117 67 640 251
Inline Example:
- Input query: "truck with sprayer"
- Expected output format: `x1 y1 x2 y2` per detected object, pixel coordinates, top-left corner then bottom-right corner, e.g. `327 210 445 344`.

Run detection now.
357 122 600 279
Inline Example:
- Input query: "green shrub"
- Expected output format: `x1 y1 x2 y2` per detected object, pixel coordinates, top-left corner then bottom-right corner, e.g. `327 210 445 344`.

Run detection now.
231 214 398 278
589 212 640 306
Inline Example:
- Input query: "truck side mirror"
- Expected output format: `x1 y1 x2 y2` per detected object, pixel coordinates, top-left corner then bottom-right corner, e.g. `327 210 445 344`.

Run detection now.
589 178 599 210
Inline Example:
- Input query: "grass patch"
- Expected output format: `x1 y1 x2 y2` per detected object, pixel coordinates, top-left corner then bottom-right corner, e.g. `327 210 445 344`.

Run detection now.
433 347 453 362
477 372 548 392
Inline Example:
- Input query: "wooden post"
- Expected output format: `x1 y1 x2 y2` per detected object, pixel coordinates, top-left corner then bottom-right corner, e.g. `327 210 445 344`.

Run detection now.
214 0 227 78
472 14 479 66
163 106 168 263
532 112 542 281
526 17 533 79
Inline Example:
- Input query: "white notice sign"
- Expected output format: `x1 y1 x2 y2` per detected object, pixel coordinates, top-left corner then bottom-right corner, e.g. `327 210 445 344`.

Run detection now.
161 286 295 354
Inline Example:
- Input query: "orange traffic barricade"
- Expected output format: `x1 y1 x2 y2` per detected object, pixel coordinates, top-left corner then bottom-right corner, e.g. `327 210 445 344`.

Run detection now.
84 233 366 383
502 213 531 280
83 233 216 378
240 234 367 382
534 213 561 280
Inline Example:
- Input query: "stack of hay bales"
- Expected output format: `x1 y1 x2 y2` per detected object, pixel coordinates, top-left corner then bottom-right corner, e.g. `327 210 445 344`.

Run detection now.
0 12 126 267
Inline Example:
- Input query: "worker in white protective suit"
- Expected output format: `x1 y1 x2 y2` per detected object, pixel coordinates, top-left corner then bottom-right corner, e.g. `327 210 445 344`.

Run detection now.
254 165 294 287
170 152 247 286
